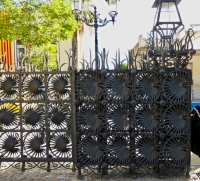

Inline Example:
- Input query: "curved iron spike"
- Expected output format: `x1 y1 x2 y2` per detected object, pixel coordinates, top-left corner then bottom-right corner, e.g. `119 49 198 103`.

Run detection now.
82 59 89 70
118 48 120 66
80 62 84 70
92 59 95 70
65 50 71 70
111 61 116 69
124 53 129 69
106 50 109 70
112 58 117 69
97 51 103 70
137 61 143 70
99 51 104 70
82 53 85 70
89 49 92 69
60 63 68 71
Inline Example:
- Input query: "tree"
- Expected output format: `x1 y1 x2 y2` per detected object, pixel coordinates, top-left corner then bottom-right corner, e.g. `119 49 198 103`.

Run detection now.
0 0 16 40
0 0 78 69
31 43 57 71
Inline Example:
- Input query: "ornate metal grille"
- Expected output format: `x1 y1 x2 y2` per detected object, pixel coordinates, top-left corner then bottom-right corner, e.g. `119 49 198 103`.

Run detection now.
75 69 192 179
0 28 195 179
0 71 76 172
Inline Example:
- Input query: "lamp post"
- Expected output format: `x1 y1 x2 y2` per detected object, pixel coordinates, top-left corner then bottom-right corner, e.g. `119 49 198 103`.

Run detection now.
148 0 196 70
152 0 184 39
71 0 118 70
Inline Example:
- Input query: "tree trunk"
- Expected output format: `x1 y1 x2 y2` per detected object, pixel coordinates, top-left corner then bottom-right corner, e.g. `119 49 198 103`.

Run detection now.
27 42 31 71
72 30 78 66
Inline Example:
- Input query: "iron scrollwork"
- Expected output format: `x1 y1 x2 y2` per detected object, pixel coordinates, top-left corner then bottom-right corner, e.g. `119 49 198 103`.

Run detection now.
0 15 194 179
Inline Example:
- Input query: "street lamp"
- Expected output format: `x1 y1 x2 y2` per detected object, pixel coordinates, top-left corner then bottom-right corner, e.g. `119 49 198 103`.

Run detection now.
105 0 119 3
71 0 118 70
152 0 184 39
71 0 82 15
105 0 119 11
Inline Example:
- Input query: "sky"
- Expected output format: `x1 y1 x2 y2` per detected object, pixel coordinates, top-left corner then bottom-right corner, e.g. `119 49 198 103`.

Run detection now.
82 0 200 62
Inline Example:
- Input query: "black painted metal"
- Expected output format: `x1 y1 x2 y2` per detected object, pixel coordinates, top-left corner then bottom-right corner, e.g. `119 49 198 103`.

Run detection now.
153 0 184 40
75 68 192 179
0 70 75 172
0 15 196 181
73 24 194 178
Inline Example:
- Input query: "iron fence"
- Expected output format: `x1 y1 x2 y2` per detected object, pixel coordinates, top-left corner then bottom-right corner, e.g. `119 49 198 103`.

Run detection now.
75 68 191 179
0 29 195 179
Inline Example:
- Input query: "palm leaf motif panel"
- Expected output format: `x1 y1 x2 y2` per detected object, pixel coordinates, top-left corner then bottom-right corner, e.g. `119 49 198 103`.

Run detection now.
0 71 74 171
75 69 191 178
0 66 192 178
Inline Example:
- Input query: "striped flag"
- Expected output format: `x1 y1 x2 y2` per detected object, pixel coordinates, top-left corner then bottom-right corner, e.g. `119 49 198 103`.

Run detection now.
0 10 14 70
0 40 13 70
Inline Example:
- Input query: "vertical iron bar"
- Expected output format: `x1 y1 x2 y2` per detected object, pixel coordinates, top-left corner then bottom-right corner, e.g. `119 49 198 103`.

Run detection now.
44 73 50 172
19 72 25 171
186 69 192 178
94 7 99 70
71 70 77 166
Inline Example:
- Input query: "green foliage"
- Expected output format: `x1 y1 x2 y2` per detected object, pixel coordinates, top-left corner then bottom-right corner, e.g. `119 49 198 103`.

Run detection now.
0 0 78 65
0 0 16 40
39 0 78 44
8 0 78 43
121 63 128 70
31 43 57 70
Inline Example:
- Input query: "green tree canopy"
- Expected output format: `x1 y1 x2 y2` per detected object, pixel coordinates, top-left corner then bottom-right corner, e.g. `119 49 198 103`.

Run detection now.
0 0 79 67
0 0 78 43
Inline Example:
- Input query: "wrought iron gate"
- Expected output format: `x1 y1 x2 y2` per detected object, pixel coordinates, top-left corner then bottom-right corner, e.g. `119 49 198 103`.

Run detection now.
0 29 196 179
0 70 76 172
75 68 192 178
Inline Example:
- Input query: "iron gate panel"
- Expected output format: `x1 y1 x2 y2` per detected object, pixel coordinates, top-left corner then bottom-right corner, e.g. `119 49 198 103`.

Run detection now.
0 68 192 178
75 68 192 178
0 71 76 171
0 29 194 178
0 2 196 177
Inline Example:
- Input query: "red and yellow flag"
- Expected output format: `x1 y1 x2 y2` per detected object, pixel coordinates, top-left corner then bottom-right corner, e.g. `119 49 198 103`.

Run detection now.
0 10 14 70
0 40 13 70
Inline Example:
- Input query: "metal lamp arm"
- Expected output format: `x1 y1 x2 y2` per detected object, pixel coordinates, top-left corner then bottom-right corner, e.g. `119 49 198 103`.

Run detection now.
79 6 116 27
80 18 96 27
81 18 114 27
98 19 114 27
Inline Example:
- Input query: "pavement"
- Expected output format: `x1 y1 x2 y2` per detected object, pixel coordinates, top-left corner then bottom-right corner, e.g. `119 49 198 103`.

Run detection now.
0 153 200 181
